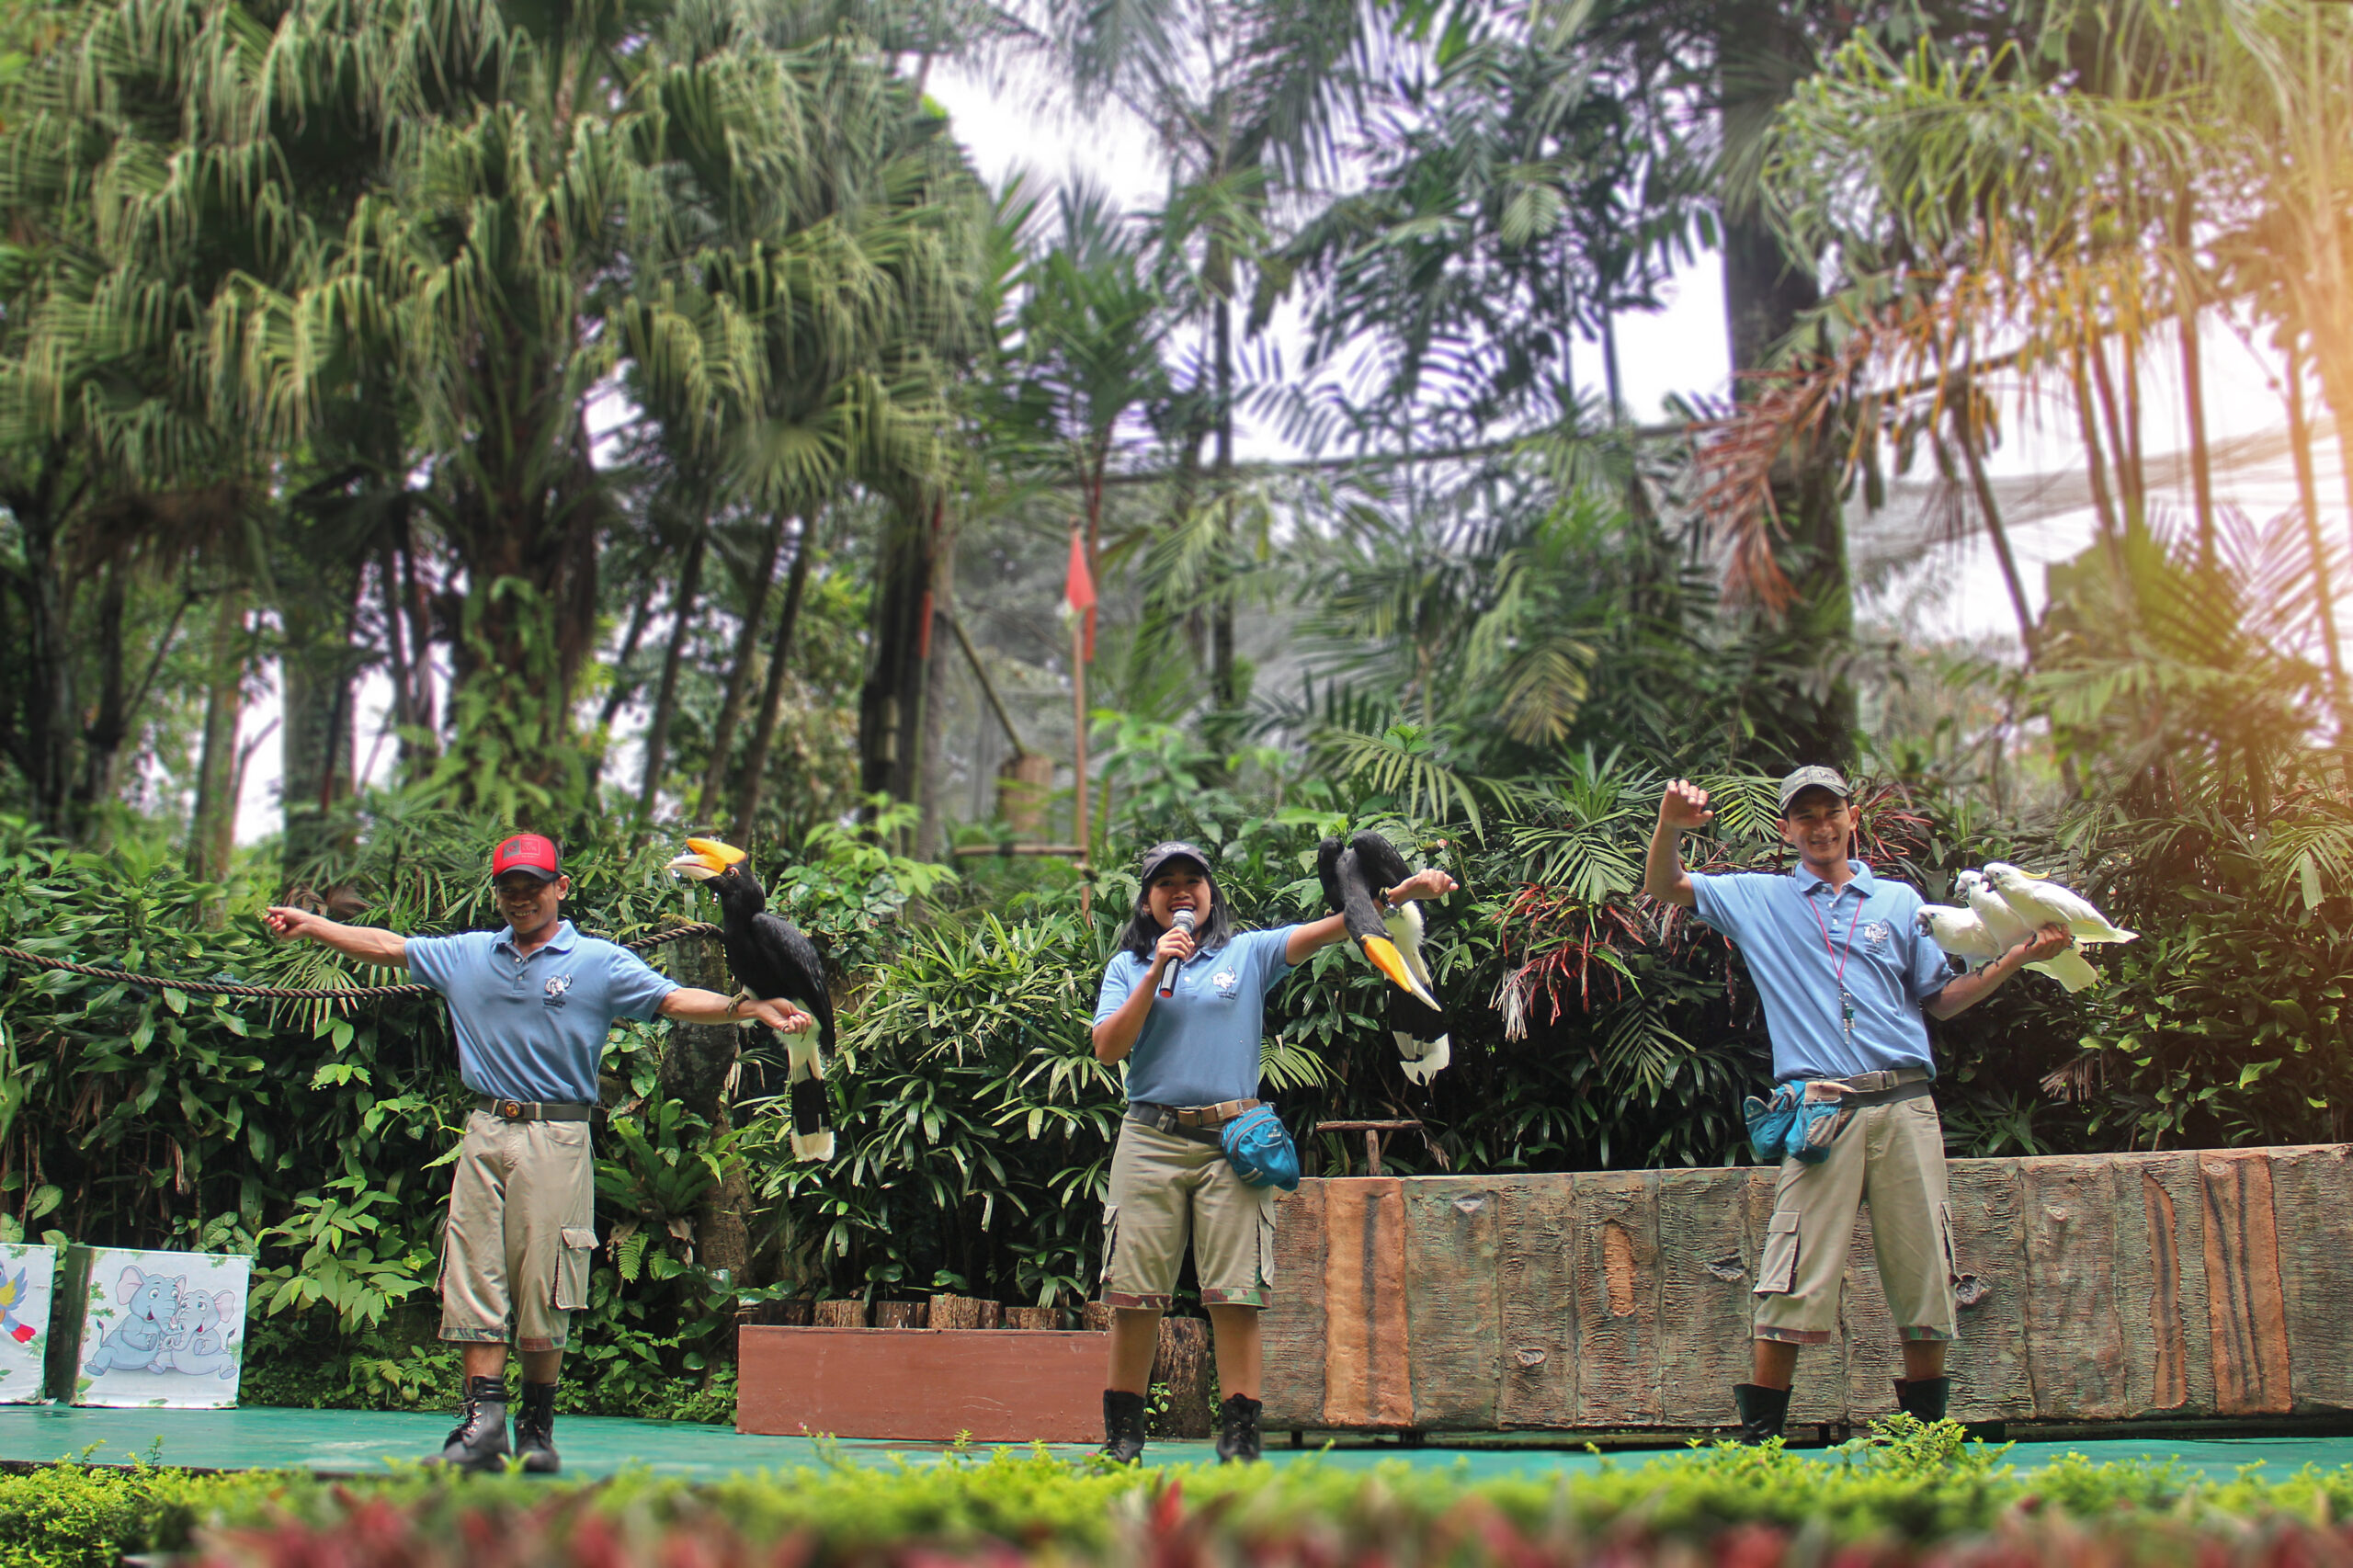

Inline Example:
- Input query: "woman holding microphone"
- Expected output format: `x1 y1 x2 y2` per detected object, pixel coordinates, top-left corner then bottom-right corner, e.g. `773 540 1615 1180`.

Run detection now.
1090 839 1458 1464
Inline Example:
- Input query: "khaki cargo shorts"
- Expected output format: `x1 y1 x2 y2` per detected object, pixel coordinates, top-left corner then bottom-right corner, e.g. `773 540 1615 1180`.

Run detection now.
1753 1092 1960 1345
1102 1118 1278 1310
438 1109 597 1352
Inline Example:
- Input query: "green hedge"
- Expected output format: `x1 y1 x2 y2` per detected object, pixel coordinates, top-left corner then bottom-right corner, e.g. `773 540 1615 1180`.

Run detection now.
11 1425 2353 1568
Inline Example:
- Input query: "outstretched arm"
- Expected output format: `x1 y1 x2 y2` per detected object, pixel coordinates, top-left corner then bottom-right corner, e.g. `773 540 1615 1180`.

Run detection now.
1284 868 1461 964
1643 780 1713 908
661 989 813 1033
1925 925 2074 1019
265 907 408 968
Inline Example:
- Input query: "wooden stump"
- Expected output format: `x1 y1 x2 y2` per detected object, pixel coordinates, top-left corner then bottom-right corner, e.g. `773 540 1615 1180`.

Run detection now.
813 1299 867 1328
774 1299 814 1327
1153 1316 1216 1437
1083 1302 1113 1332
929 1294 997 1330
1006 1306 1060 1329
872 1301 927 1329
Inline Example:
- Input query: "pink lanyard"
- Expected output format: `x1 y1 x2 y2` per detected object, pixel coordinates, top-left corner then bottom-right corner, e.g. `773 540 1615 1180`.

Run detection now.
1809 883 1859 1035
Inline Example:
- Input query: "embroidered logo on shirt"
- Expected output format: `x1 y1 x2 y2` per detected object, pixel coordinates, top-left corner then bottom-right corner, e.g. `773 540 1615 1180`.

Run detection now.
543 975 573 1008
1861 921 1890 948
1213 970 1239 994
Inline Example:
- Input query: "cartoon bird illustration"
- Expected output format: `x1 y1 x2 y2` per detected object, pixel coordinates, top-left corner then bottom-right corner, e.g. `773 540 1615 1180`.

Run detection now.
665 837 838 1161
1984 862 2139 946
1319 832 1450 1084
1952 870 2102 992
0 1267 36 1346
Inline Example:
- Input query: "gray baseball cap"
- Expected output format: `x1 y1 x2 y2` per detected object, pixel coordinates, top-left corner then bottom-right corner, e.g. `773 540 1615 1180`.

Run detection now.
1137 841 1214 882
1777 766 1853 814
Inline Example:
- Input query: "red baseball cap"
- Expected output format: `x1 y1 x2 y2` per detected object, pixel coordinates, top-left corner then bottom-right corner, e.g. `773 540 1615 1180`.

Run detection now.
491 833 563 882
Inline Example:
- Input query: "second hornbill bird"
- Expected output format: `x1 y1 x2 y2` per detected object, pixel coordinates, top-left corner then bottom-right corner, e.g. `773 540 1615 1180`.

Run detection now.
1318 831 1451 1084
665 837 837 1160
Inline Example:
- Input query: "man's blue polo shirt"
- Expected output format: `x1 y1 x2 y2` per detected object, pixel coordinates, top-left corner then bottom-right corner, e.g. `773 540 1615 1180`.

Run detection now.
1095 927 1299 1107
407 920 678 1105
1690 860 1952 1085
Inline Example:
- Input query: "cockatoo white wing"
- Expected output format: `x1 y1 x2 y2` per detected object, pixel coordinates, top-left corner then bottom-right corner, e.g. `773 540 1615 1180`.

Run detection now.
2023 948 2101 993
1959 870 2031 948
1918 904 2000 962
1986 862 2137 944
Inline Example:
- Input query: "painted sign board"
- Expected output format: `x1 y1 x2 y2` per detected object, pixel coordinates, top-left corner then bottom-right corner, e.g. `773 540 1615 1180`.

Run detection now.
46 1246 250 1408
0 1245 54 1403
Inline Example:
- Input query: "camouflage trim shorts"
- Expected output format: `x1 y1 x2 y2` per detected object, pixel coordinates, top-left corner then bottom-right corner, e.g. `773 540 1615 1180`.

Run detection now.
1752 1094 1960 1345
438 1109 597 1352
1102 1117 1278 1310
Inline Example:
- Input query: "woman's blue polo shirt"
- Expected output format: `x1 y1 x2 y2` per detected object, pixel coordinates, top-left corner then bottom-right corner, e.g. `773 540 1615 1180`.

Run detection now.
1095 926 1299 1107
1689 861 1952 1085
406 920 678 1105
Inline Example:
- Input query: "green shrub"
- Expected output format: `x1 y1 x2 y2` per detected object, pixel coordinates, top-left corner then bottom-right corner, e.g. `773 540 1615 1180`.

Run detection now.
15 1425 2353 1568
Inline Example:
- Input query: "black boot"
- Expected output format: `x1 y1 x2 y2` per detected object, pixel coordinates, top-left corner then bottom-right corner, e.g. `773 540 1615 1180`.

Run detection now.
1215 1393 1263 1464
1098 1389 1147 1465
1733 1382 1790 1446
1893 1377 1950 1425
430 1376 511 1471
514 1380 561 1474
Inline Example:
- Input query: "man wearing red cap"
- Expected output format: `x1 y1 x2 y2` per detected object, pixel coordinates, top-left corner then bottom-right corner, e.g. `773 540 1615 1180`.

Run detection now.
267 832 812 1473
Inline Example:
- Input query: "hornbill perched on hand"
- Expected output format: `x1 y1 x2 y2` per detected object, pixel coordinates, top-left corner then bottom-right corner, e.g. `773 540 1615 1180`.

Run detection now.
665 837 837 1160
1318 831 1451 1085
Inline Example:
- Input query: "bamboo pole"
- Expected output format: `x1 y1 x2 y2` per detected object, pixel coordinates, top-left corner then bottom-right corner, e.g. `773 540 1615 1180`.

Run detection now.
1073 615 1090 922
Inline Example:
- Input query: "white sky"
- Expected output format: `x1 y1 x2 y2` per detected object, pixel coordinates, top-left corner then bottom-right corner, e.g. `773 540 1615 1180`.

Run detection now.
216 64 2337 843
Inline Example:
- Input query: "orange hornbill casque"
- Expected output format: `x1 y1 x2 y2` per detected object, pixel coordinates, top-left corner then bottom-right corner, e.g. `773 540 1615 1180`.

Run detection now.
665 837 837 1161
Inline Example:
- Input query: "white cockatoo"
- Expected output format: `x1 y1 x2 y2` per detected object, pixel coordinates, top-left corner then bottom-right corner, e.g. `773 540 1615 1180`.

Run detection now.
1985 862 2138 945
1918 903 2002 962
1957 869 2029 947
1946 872 2102 992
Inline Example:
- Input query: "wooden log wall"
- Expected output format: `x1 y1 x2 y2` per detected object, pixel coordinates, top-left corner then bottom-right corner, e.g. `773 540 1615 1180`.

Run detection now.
1262 1145 2353 1432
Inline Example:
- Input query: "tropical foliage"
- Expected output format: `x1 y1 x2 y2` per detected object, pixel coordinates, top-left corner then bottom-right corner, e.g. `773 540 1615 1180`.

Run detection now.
1 0 2349 1405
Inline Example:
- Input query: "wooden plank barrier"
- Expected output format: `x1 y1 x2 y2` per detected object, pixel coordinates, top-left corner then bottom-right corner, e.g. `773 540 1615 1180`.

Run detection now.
1262 1145 2353 1432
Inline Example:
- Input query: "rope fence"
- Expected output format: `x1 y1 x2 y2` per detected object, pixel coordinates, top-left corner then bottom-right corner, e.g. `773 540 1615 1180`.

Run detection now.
0 923 723 1004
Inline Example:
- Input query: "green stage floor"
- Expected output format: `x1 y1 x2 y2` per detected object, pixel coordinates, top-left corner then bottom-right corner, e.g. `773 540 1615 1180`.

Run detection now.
0 1405 2349 1484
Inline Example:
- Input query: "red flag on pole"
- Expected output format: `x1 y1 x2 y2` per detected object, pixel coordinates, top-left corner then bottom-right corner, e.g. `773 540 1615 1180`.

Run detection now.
1060 528 1097 664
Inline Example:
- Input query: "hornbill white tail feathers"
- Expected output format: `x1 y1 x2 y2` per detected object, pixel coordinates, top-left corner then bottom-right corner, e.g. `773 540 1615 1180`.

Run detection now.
665 837 837 1161
1318 831 1451 1084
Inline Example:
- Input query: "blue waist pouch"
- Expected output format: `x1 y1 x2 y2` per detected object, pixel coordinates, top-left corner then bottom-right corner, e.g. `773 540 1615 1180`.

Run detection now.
1222 1106 1301 1191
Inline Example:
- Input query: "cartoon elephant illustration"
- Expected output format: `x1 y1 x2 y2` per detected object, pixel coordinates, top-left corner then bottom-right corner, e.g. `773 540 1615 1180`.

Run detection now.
161 1290 239 1379
82 1267 184 1377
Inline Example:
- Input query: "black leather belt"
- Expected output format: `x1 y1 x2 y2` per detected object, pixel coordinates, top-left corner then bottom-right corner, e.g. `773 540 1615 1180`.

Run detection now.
477 1096 593 1122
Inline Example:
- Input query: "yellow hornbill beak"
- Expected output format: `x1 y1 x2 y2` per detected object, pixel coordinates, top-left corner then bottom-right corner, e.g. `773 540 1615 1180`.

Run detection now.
665 837 748 882
1359 935 1440 1011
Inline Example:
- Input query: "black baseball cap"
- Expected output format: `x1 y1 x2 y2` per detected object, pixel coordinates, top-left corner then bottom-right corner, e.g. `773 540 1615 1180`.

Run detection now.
1137 841 1213 882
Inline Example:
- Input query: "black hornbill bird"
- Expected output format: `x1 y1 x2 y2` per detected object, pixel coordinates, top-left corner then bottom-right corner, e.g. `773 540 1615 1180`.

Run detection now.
665 837 837 1160
1317 830 1451 1084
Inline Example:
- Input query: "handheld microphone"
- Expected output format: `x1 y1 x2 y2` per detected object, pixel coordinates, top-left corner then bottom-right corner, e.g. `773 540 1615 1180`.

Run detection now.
1158 909 1197 997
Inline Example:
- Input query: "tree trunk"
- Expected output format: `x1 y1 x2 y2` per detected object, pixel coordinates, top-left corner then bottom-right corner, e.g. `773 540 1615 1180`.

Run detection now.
2172 188 2216 570
1955 381 2037 658
2283 342 2347 722
1716 0 1851 768
732 515 817 843
915 522 956 862
188 587 249 889
637 526 707 824
0 460 85 838
280 572 363 891
655 934 753 1290
1211 290 1238 709
858 500 938 815
698 515 790 824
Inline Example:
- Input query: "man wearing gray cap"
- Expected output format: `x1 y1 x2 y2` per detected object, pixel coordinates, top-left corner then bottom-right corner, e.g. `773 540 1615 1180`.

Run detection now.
1644 767 2071 1444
